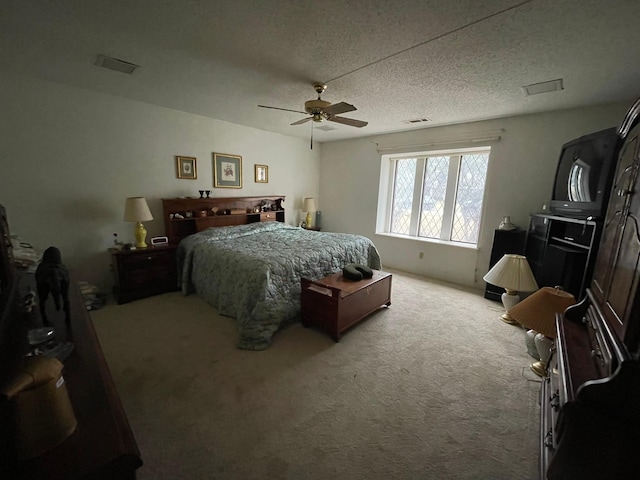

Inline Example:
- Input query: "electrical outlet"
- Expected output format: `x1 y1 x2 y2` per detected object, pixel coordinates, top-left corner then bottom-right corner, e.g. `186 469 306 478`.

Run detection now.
418 252 424 259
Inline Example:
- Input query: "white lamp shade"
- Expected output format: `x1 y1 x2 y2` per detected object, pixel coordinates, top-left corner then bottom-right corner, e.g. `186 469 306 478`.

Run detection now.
482 254 538 292
123 197 153 222
303 197 317 212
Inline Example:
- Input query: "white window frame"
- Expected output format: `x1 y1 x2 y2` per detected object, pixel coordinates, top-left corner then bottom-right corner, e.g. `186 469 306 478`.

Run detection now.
376 146 491 247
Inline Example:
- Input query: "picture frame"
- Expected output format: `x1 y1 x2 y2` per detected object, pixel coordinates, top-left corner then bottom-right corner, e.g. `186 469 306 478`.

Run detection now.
213 153 243 188
176 156 197 179
255 164 268 183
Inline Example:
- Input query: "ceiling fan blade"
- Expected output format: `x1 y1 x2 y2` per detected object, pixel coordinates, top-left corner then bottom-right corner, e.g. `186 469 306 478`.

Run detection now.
291 117 312 126
258 105 308 115
328 116 368 128
323 102 356 115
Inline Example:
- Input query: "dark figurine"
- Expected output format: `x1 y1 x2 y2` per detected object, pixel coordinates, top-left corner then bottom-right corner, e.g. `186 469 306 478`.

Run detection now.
275 198 284 211
36 246 71 325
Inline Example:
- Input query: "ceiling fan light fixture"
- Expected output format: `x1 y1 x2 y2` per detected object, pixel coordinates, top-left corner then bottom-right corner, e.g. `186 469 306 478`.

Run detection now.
258 82 367 140
305 99 331 113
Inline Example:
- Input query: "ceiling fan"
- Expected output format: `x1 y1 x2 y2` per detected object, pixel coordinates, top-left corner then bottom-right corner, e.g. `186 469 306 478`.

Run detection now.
258 83 368 129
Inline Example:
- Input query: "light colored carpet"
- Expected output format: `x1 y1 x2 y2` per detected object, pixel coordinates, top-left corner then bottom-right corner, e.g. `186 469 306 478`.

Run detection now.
91 269 540 480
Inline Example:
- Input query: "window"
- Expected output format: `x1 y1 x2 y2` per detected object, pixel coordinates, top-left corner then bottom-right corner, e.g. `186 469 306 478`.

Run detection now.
382 147 490 246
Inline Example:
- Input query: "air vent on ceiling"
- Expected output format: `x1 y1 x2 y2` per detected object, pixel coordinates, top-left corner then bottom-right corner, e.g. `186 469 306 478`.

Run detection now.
522 78 563 96
402 118 430 124
94 54 140 75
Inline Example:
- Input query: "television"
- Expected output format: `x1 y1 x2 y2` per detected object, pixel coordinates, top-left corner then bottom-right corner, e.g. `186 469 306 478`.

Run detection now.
548 127 620 219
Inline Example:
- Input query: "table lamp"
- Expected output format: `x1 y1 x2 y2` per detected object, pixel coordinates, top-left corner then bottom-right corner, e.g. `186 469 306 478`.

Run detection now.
124 197 153 248
483 254 538 324
508 286 576 376
303 197 317 228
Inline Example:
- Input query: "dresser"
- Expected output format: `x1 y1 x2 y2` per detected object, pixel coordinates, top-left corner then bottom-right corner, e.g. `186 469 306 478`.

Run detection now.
540 98 640 479
110 245 178 304
0 205 142 479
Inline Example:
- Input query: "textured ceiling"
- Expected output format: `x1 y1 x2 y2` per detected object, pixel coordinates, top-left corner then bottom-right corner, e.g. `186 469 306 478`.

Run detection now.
2 0 640 143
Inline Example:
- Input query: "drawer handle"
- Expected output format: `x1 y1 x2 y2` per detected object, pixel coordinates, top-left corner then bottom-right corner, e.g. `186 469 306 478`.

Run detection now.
147 256 152 261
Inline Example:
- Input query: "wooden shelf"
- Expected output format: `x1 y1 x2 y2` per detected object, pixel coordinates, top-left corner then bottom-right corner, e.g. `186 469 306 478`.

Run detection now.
525 213 601 300
162 196 286 245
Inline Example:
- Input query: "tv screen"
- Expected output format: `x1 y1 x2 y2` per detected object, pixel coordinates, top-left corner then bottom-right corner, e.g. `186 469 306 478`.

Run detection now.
549 127 619 219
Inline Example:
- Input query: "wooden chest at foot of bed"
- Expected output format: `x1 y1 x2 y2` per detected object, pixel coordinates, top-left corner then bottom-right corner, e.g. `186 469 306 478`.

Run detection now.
301 270 392 341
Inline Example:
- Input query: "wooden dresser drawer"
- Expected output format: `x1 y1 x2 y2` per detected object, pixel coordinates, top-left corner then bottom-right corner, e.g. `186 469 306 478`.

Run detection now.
121 250 173 269
260 212 277 222
111 245 178 304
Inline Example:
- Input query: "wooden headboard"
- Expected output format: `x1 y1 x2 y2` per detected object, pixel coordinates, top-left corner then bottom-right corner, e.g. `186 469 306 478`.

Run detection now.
161 196 286 245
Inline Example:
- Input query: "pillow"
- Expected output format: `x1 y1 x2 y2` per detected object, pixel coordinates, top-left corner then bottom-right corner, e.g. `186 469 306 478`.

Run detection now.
342 263 374 281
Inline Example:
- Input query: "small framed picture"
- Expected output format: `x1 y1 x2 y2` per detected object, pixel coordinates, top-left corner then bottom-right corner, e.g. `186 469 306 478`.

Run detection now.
213 153 243 188
176 156 197 179
255 164 268 183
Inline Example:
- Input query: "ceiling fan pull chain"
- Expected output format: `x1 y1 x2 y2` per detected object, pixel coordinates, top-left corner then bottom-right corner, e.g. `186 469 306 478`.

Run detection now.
311 121 314 150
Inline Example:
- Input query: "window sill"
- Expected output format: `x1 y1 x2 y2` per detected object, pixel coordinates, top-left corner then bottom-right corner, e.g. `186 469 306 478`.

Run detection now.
375 232 479 250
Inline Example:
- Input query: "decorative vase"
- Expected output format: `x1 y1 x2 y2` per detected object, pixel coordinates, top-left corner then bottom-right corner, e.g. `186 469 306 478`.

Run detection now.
498 216 515 230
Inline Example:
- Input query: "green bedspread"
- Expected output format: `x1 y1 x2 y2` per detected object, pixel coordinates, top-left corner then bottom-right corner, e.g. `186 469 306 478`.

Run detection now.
177 222 382 350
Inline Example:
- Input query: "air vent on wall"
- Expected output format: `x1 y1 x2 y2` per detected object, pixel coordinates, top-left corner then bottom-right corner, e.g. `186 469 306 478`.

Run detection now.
522 78 563 96
402 118 430 124
94 54 140 75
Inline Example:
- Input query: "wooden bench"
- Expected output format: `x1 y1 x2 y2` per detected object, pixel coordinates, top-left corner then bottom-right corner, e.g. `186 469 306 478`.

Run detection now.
301 270 392 341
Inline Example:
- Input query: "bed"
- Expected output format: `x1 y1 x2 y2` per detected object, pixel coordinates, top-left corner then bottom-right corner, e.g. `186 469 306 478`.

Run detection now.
176 221 382 350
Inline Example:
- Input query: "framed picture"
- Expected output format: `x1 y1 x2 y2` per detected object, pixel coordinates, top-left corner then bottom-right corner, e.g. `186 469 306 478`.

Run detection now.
176 156 197 179
255 164 268 183
213 153 243 188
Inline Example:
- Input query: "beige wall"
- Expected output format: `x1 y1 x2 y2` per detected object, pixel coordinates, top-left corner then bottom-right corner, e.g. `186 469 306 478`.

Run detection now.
319 101 631 290
0 70 634 294
0 73 321 290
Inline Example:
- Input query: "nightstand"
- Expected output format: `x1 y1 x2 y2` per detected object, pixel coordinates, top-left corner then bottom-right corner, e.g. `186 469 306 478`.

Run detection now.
110 245 178 304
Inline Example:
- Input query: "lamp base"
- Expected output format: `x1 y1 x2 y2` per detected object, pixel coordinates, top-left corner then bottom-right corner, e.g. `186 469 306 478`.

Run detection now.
500 312 519 325
134 222 148 249
500 290 521 325
531 333 554 377
530 361 547 377
305 212 312 229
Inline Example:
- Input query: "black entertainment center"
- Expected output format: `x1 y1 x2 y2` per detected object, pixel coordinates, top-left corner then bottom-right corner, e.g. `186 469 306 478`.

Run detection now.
523 126 620 300
535 100 640 480
524 213 600 300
